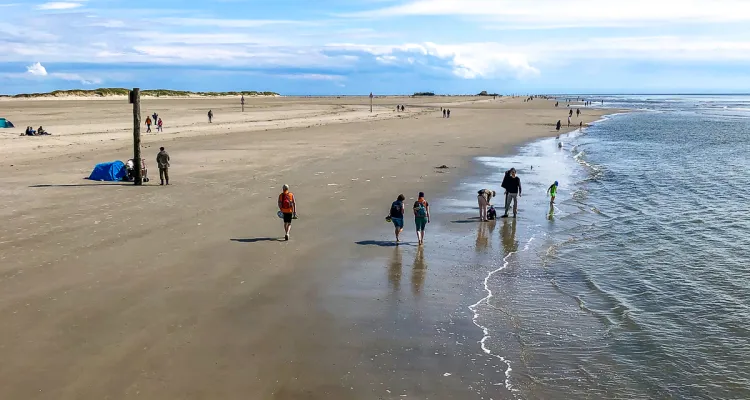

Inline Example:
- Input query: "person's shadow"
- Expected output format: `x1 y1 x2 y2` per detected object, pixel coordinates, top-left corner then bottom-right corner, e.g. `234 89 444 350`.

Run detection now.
231 237 283 243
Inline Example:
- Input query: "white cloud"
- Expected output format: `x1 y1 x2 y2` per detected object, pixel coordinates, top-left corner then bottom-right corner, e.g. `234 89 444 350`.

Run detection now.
26 62 48 76
328 42 539 79
276 73 346 81
36 2 84 10
159 17 319 29
50 72 101 85
349 0 750 28
23 62 99 84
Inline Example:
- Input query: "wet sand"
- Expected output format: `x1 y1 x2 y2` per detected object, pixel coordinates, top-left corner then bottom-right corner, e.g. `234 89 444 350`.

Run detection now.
0 96 609 399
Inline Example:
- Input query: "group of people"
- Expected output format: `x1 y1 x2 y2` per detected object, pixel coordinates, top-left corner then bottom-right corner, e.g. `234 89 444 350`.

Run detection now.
386 192 431 244
396 105 406 112
123 146 170 185
145 112 164 133
24 126 49 136
442 108 451 118
276 168 560 244
476 169 559 220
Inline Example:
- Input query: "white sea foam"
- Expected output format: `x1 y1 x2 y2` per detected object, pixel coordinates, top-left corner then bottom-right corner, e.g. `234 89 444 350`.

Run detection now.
468 236 535 395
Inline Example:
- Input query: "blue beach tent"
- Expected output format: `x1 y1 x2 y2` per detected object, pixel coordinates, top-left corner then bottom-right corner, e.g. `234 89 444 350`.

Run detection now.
0 118 14 128
88 161 126 181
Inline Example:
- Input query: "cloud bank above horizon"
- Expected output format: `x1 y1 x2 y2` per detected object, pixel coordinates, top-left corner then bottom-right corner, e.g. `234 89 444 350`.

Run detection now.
1 0 750 94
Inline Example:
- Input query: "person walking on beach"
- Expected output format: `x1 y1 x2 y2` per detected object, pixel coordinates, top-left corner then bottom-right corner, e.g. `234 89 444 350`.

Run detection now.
501 169 521 218
447 109 451 118
547 181 558 205
477 189 495 222
443 109 447 118
413 192 430 245
278 184 296 241
576 108 580 117
157 118 163 132
556 120 562 131
389 194 406 243
156 146 170 185
208 110 213 123
153 112 158 125
569 109 573 118
145 116 152 133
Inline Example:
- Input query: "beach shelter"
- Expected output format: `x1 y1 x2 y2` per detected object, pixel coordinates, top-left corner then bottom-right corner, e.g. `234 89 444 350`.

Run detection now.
88 161 126 181
0 118 14 128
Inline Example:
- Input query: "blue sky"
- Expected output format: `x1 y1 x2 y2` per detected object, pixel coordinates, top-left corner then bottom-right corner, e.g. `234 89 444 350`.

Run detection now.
2 0 750 94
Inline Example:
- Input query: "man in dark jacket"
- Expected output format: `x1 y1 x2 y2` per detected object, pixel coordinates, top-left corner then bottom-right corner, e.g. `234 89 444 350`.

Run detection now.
156 147 170 185
501 168 521 218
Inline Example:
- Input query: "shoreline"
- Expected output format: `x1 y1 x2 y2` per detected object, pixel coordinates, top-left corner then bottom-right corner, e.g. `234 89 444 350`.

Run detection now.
0 96 614 399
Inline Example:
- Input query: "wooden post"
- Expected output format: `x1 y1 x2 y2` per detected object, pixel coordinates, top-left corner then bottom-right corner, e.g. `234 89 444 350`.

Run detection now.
131 88 142 185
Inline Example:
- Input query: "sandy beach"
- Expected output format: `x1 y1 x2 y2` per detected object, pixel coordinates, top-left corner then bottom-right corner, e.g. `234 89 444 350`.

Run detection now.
0 95 609 399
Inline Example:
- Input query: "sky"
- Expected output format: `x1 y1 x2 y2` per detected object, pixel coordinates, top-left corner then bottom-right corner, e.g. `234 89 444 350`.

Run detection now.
2 0 750 95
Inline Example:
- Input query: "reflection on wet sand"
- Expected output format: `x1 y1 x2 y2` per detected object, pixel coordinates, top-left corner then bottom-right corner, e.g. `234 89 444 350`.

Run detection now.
388 246 403 292
411 246 427 296
501 218 518 255
475 222 490 252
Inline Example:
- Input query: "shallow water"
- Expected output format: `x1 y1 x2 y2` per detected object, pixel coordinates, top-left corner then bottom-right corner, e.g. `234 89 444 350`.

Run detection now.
463 96 750 399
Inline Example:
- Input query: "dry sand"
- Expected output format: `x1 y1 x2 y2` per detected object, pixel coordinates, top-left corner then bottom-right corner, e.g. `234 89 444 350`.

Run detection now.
0 95 609 399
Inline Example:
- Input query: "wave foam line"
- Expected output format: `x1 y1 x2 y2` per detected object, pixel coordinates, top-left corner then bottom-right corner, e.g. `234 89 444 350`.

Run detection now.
468 237 534 396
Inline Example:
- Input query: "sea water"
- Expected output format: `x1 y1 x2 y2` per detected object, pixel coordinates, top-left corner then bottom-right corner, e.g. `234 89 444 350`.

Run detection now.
466 96 750 399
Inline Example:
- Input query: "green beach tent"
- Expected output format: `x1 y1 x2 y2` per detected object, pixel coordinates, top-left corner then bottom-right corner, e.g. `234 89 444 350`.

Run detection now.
0 118 14 128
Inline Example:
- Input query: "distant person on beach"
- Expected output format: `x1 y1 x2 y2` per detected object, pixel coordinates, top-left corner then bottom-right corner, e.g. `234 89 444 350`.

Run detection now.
145 116 152 133
413 192 430 245
501 169 521 218
569 109 573 118
556 120 561 131
278 184 296 241
389 194 406 243
38 126 47 135
157 118 163 132
447 109 451 118
208 110 213 123
555 101 559 107
576 108 580 117
153 112 158 124
580 121 583 129
547 181 558 205
477 189 495 222
156 146 170 185
443 109 447 118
